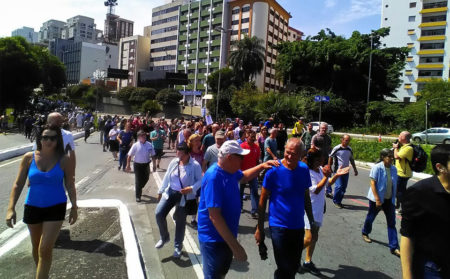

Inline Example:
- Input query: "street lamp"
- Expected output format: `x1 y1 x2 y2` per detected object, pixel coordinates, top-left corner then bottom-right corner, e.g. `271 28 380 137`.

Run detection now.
366 34 374 126
424 97 441 144
213 27 232 120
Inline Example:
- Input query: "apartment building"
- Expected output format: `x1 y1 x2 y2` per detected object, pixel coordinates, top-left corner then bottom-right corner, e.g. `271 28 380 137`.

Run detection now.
118 35 151 89
288 26 303 42
38 20 65 43
104 14 134 44
61 15 102 43
11 27 38 43
228 0 291 92
382 0 450 102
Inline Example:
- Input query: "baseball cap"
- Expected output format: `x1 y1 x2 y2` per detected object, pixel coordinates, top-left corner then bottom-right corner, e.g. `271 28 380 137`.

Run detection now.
215 130 225 139
219 140 250 157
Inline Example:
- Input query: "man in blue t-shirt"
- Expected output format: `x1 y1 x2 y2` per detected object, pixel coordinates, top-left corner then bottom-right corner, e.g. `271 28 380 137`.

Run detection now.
150 124 166 172
198 140 278 278
255 138 315 279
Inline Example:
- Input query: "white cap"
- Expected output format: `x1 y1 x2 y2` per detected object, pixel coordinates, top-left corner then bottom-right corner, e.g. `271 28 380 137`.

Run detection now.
219 140 250 157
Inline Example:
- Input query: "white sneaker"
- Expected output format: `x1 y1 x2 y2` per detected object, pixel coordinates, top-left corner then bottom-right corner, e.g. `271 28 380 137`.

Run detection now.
173 248 182 258
155 238 169 249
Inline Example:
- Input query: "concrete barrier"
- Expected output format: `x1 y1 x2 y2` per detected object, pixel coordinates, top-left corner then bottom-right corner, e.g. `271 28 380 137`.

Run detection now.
0 131 84 162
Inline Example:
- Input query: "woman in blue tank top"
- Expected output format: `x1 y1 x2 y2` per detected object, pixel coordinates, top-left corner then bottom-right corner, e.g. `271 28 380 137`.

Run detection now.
6 125 78 279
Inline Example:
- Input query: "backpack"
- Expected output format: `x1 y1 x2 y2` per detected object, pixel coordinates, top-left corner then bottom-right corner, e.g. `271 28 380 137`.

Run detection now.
407 144 428 173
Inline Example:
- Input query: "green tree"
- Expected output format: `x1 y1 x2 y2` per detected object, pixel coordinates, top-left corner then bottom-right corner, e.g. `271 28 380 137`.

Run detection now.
156 88 183 106
33 46 66 95
275 28 409 102
207 67 237 118
228 36 265 83
0 37 41 111
141 100 162 117
230 83 262 122
129 87 157 103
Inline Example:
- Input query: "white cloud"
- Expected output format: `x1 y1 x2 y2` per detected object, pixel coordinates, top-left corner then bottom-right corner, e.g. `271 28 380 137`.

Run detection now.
334 0 382 24
325 0 337 8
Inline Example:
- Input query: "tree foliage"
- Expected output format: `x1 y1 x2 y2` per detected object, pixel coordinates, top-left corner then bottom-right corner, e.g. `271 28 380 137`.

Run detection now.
207 67 237 118
275 28 409 103
141 100 162 117
156 88 183 106
228 36 265 83
33 46 66 95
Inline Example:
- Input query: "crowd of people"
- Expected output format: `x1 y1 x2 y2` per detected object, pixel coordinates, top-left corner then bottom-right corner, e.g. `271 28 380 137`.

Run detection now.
4 111 449 279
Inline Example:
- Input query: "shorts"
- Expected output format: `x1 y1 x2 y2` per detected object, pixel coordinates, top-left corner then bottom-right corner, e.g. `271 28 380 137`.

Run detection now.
23 202 67 224
154 148 163 159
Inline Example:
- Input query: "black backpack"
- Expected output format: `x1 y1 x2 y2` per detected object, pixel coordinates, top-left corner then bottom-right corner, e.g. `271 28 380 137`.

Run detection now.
407 144 428 173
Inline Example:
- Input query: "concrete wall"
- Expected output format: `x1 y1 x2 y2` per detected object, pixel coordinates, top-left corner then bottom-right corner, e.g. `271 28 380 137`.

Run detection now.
252 2 269 90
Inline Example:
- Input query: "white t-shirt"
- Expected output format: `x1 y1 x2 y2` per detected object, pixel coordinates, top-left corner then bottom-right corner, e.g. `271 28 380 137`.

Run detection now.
128 141 155 163
61 129 75 152
109 128 120 140
304 168 326 228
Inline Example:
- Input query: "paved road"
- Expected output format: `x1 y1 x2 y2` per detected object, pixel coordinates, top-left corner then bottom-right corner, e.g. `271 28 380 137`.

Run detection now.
0 133 31 150
0 132 416 278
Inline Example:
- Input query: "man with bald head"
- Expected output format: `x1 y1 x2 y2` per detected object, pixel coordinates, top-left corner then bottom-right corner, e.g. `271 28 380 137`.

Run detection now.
393 131 413 212
47 112 76 169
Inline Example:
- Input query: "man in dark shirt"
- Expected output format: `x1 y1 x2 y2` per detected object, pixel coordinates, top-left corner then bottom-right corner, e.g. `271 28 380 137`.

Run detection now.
301 123 316 151
400 144 450 279
311 122 332 163
276 123 288 158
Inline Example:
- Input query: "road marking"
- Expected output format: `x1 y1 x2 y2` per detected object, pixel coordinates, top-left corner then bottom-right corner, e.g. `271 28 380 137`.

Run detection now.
93 168 101 174
0 158 22 168
152 172 203 279
0 228 29 258
76 176 90 187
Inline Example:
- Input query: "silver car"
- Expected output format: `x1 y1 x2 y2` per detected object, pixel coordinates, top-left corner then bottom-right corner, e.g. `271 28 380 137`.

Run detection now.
412 127 450 144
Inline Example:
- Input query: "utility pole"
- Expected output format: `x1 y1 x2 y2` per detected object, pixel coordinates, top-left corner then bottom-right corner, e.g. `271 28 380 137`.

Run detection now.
366 35 373 126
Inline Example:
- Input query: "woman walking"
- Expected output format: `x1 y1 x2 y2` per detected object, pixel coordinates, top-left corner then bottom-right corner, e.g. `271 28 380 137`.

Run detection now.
362 148 400 257
6 125 78 279
155 143 203 258
108 123 120 160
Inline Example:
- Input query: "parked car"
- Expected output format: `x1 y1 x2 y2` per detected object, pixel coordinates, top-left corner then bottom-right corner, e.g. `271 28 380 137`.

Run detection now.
310 122 334 133
412 127 450 144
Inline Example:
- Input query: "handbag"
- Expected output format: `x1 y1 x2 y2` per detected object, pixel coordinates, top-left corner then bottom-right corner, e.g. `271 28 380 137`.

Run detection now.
178 162 198 215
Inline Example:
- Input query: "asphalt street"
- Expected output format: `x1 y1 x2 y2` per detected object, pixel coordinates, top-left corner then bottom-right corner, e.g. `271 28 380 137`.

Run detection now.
0 131 416 278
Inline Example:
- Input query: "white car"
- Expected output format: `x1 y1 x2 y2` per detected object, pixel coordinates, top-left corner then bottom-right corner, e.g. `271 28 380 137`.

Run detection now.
309 122 334 133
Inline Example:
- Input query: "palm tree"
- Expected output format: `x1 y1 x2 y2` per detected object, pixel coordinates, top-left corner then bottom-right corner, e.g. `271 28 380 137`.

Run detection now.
228 36 265 83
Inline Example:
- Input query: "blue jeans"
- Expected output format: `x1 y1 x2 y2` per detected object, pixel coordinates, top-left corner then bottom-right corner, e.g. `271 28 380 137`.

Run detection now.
270 226 304 279
118 146 129 169
240 178 259 214
200 241 233 279
333 173 349 204
362 200 399 250
155 188 186 249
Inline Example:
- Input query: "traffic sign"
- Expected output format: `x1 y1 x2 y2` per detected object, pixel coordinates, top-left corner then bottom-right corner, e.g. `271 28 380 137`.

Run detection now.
314 95 330 102
314 96 321 102
90 78 96 85
321 96 330 102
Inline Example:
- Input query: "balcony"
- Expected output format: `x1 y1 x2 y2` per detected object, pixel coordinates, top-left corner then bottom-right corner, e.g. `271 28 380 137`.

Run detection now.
407 43 415 48
211 50 220 57
420 7 448 14
417 49 445 55
404 84 412 90
408 29 416 35
418 21 447 28
406 56 414 62
415 77 439 82
416 63 444 69
418 35 446 41
405 70 413 76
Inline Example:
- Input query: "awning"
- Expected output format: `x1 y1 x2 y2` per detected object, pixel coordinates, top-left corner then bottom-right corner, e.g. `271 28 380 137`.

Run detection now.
179 90 202 96
202 94 213 100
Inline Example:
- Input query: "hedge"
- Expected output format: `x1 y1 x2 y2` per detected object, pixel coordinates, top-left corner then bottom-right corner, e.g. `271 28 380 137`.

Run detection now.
330 135 434 175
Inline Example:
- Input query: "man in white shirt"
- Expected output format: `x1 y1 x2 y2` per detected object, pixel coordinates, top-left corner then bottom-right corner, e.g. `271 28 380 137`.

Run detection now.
126 130 156 202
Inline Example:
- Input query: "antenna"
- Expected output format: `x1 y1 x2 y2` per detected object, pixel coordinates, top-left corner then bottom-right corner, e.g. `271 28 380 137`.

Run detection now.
104 0 118 15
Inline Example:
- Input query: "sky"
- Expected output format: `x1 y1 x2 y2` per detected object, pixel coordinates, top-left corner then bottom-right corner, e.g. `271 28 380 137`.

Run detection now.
1 0 382 39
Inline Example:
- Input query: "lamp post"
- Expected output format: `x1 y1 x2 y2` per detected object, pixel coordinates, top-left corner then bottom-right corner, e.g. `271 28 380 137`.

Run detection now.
365 34 374 126
214 27 232 120
424 97 441 144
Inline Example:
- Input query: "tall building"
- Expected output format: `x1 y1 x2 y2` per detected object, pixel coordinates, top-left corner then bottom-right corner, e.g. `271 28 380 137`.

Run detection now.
104 14 134 44
228 0 291 92
11 27 38 43
149 0 188 72
118 35 151 89
143 25 152 38
288 26 303 42
38 20 65 43
61 15 102 43
382 0 449 102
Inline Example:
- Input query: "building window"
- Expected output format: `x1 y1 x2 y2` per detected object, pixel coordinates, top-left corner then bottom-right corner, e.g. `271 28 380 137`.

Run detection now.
408 16 416 22
232 7 240 14
232 19 239 25
409 2 416 8
242 5 250 12
241 18 249 24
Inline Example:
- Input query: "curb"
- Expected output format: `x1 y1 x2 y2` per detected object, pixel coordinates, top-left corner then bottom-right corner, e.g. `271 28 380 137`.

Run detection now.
355 160 432 181
0 132 85 162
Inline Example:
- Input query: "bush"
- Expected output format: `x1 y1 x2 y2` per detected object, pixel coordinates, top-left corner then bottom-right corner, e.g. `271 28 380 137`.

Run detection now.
156 88 183 106
141 100 161 117
330 134 434 174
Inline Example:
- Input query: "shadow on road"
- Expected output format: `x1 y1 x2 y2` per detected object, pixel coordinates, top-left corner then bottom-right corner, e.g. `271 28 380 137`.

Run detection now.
141 194 158 204
55 229 124 257
342 204 368 211
344 195 368 201
230 260 250 273
320 265 393 279
161 253 193 268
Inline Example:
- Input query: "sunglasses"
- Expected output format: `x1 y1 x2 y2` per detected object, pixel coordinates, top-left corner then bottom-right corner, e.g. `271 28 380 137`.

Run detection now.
41 135 58 142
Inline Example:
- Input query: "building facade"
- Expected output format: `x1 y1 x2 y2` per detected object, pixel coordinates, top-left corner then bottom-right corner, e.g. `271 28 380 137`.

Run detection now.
149 1 189 72
118 35 151 89
288 26 303 42
228 0 291 92
104 14 134 44
61 15 103 43
11 27 38 43
38 20 65 43
382 0 450 102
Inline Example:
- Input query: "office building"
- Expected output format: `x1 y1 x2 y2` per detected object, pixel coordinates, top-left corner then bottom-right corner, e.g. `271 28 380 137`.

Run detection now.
61 15 102 43
382 0 450 102
11 27 38 43
38 20 65 43
104 14 134 44
288 26 303 42
118 35 151 89
144 25 152 38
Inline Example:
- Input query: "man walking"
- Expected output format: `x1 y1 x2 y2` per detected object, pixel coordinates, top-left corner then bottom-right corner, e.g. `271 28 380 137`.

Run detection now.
327 134 358 208
202 130 225 173
255 138 314 279
292 117 305 137
201 123 219 153
198 141 278 278
150 124 166 171
264 128 278 162
301 123 316 151
311 122 332 163
240 130 261 218
393 131 413 213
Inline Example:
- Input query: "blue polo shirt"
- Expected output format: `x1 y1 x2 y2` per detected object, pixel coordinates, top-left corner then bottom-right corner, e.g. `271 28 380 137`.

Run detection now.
198 163 243 242
263 161 312 229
